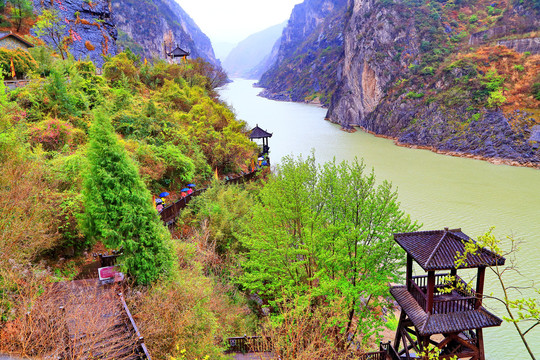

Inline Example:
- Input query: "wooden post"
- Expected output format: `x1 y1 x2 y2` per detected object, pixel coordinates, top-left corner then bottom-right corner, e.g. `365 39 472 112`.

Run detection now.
406 254 413 291
476 266 486 309
477 328 485 360
427 271 435 313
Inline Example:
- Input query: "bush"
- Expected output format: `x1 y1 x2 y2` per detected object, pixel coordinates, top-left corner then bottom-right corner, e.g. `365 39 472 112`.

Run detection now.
469 14 478 23
27 118 82 152
531 83 540 101
406 91 425 98
0 48 37 78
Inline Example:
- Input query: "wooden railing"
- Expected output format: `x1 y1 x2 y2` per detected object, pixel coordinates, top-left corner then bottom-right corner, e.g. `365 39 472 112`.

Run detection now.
358 351 387 360
119 293 152 360
433 297 476 314
410 280 427 310
160 188 206 225
160 166 263 226
224 336 271 353
380 341 400 360
411 274 477 314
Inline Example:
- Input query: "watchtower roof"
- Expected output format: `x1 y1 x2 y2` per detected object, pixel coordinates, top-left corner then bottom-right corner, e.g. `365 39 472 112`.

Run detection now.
394 228 505 271
249 125 272 139
167 45 189 58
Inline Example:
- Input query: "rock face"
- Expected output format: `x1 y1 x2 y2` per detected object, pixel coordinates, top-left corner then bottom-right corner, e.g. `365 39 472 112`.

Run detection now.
223 22 286 79
257 0 347 105
112 0 218 66
497 38 540 54
32 0 117 68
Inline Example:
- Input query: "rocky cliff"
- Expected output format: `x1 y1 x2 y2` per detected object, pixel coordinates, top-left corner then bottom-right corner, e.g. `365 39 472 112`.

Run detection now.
326 0 540 166
257 0 348 105
32 0 117 67
262 0 540 166
112 0 218 66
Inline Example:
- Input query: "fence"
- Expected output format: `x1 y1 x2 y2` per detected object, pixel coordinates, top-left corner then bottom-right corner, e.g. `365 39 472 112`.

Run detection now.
160 166 263 226
224 336 272 353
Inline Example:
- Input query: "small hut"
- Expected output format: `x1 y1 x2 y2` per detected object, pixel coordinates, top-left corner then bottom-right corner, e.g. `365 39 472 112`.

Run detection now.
249 124 272 155
0 31 34 51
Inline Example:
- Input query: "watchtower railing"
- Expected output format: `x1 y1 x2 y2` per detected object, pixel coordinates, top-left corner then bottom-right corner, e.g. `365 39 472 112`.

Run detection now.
380 341 400 360
411 274 478 313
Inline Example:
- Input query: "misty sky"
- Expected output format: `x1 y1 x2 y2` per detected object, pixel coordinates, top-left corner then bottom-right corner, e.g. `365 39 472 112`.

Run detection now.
175 0 303 44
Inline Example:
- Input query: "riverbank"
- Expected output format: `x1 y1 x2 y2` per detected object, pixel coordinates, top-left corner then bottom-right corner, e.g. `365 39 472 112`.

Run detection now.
330 120 540 170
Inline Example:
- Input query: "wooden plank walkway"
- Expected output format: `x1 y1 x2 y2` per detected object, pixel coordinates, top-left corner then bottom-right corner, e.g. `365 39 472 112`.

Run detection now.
50 280 149 360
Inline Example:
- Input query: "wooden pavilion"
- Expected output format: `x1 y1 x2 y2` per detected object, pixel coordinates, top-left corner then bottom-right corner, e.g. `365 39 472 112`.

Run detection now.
167 44 190 62
249 124 272 155
390 228 505 360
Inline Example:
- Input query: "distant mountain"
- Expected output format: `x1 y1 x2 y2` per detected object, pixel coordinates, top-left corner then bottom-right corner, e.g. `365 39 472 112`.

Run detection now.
112 0 218 66
257 0 347 105
213 41 236 62
223 22 286 79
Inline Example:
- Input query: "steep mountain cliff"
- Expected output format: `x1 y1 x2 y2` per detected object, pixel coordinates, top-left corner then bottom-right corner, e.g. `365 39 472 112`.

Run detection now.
32 0 117 67
223 22 286 79
112 0 218 66
257 0 348 105
262 0 540 166
327 0 540 165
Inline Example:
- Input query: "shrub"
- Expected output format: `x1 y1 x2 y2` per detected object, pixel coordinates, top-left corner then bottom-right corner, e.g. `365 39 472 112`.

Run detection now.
513 64 525 72
531 83 540 101
469 14 478 23
406 91 425 98
27 118 79 151
0 48 37 78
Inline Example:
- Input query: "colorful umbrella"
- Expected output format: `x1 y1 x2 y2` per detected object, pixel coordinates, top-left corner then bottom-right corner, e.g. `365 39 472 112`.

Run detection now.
181 188 190 192
159 192 170 197
187 184 196 187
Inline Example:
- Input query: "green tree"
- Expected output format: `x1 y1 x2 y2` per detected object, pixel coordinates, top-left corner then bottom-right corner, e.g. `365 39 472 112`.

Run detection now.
33 9 68 60
455 229 539 360
238 154 418 348
82 110 173 285
8 0 32 32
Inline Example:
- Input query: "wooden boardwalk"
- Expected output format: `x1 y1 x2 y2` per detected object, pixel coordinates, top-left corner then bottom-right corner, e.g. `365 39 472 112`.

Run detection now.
50 279 150 360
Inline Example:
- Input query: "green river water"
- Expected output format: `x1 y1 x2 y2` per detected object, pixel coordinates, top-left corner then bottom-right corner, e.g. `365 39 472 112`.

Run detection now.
219 78 540 359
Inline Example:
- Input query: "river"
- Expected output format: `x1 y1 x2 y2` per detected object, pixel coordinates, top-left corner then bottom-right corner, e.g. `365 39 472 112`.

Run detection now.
219 78 540 359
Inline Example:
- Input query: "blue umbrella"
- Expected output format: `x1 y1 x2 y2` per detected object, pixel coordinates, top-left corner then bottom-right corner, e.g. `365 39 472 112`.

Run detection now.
181 188 190 192
187 184 196 187
159 192 169 197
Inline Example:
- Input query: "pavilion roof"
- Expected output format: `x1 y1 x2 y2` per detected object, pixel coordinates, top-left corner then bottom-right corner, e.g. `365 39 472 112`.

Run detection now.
167 45 189 57
250 125 272 139
394 228 505 271
390 286 502 335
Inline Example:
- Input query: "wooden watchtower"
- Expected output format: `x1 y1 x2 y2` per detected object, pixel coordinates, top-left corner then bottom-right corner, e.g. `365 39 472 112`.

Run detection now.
390 228 505 360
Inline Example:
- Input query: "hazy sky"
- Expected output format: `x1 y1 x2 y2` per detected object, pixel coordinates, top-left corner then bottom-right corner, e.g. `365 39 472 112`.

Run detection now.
175 0 303 44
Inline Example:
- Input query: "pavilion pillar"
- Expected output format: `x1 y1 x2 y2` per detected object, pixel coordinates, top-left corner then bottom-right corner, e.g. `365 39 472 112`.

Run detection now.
475 266 486 309
427 271 435 313
406 254 413 291
450 267 457 288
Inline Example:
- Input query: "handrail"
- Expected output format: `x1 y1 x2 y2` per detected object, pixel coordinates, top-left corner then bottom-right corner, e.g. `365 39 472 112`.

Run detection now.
225 336 272 354
118 292 152 360
160 165 264 226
